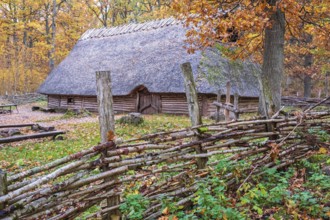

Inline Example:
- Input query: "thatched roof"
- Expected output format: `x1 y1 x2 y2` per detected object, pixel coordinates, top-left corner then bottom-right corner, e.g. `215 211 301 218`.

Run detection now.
38 18 260 97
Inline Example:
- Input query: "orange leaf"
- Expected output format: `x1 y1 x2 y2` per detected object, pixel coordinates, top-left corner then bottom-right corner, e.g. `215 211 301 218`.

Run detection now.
107 130 115 141
162 207 169 215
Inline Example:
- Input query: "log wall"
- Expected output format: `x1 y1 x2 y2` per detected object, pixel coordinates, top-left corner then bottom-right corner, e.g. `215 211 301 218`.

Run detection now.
47 94 259 116
160 94 189 115
48 95 61 108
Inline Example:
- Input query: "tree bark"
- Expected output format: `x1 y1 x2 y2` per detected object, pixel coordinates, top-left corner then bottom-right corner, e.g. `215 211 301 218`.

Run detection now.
259 1 285 117
325 72 329 97
49 0 57 70
304 75 312 98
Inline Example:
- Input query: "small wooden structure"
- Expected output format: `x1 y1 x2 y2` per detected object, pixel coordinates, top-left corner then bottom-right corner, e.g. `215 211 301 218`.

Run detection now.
0 104 18 114
38 18 260 116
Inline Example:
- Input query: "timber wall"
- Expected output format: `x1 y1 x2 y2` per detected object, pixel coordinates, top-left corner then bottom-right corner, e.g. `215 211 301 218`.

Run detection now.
47 94 258 116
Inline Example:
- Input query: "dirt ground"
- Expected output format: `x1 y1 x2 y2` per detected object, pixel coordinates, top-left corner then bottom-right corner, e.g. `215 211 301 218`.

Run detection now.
0 103 99 127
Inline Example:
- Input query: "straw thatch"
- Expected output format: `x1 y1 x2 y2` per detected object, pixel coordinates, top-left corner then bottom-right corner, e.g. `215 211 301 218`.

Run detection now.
38 18 260 98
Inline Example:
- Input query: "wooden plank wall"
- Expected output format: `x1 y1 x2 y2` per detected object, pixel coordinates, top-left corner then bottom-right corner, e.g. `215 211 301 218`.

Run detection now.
60 96 83 109
47 95 136 113
48 95 60 108
47 94 259 116
113 96 136 113
82 97 98 111
161 94 189 115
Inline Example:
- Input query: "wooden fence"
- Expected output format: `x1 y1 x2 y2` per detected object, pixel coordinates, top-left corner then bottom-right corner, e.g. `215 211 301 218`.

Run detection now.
282 96 330 107
0 108 329 219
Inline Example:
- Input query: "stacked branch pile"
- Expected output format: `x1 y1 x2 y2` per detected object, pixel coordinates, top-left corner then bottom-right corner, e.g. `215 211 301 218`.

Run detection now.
282 96 330 107
0 110 329 219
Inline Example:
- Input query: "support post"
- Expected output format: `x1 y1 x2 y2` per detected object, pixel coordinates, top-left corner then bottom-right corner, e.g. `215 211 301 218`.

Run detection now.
96 71 119 220
0 170 7 210
234 93 239 120
96 71 115 143
224 82 231 121
216 90 221 122
181 62 207 169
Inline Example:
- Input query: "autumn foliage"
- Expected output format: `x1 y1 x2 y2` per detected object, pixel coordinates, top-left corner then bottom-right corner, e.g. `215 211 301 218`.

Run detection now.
0 0 173 96
173 0 329 60
173 0 330 98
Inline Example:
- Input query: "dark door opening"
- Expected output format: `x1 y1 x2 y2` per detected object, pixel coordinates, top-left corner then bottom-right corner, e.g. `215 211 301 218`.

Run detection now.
137 87 161 114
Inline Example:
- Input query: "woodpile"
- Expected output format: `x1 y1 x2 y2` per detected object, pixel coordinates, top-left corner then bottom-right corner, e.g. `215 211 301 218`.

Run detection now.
0 110 11 114
0 124 64 144
0 100 329 219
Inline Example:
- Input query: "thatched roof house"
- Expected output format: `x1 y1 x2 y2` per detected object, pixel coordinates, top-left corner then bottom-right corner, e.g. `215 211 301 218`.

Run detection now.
38 18 260 115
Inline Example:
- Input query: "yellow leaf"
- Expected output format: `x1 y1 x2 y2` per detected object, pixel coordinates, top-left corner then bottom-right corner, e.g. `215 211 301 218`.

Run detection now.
319 147 328 154
162 207 169 215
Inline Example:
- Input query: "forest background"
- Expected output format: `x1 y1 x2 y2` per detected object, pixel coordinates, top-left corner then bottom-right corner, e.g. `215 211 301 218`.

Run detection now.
0 0 328 97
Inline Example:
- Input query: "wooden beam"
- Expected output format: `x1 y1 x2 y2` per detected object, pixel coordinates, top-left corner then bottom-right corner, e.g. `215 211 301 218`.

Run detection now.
0 124 36 129
225 82 231 121
234 93 239 120
181 62 207 169
213 102 238 113
0 131 65 144
216 90 221 122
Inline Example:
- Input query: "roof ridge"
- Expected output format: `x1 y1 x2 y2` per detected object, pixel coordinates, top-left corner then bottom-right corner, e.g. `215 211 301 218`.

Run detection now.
79 17 181 41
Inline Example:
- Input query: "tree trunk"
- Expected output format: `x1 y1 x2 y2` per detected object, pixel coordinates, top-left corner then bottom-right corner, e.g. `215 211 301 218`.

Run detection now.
49 0 57 70
325 72 329 97
303 53 313 98
259 2 285 117
304 75 312 98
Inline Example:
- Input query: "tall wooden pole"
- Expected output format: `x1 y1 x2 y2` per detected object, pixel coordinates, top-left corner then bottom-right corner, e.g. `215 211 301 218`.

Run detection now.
181 62 202 126
96 71 119 220
224 82 231 121
181 62 207 169
216 90 221 122
96 71 115 143
234 92 239 120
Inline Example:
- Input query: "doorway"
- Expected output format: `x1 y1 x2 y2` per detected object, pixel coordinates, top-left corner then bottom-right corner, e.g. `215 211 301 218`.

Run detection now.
137 87 161 114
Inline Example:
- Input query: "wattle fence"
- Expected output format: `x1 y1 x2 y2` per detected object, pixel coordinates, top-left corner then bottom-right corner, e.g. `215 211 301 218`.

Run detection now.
0 109 330 219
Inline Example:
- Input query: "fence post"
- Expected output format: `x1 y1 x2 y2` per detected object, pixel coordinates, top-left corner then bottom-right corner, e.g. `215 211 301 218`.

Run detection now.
181 62 208 169
0 169 7 210
96 71 119 220
234 92 239 120
216 90 222 122
225 82 231 121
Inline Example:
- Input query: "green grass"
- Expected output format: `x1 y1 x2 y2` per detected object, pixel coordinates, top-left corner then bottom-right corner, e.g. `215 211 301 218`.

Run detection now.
0 114 197 172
